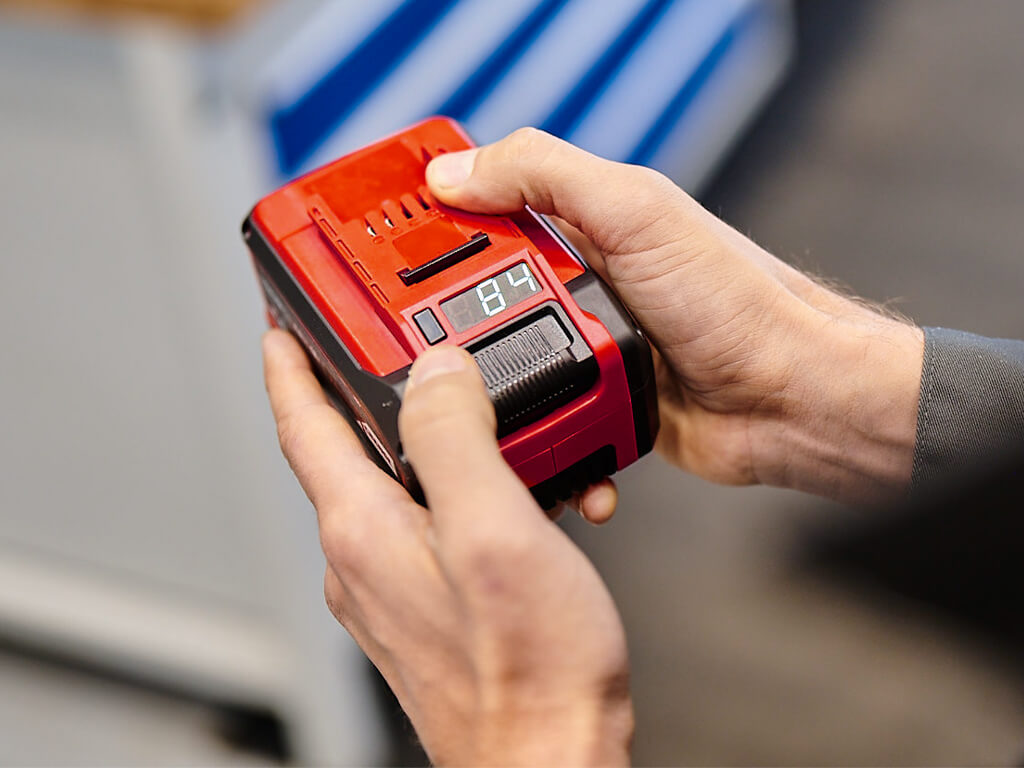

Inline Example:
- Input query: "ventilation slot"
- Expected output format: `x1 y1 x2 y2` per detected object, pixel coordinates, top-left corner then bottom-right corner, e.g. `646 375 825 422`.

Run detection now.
365 218 376 236
416 192 431 210
400 201 413 219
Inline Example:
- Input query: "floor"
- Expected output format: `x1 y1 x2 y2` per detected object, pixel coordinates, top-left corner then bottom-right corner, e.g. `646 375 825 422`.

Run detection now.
3 1 1024 765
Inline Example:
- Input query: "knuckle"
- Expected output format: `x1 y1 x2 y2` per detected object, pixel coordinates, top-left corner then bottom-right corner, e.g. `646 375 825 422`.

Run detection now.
274 402 333 460
318 511 366 575
275 412 306 459
401 405 474 457
500 128 571 213
625 165 677 204
323 571 350 623
504 127 561 182
399 377 494 444
505 126 551 159
451 526 535 592
397 387 437 438
600 165 688 250
628 163 668 185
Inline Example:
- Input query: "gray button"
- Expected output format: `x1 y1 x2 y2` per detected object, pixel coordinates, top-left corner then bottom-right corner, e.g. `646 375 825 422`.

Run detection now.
413 308 447 345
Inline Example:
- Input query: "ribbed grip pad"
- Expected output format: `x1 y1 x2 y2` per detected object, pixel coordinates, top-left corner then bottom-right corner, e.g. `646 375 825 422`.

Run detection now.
471 313 597 437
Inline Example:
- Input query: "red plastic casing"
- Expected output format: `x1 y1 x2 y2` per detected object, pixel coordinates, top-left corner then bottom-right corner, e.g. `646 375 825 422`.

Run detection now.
245 117 655 496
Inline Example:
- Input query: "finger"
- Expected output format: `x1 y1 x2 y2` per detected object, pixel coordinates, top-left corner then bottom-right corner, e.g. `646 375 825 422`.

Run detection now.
536 491 574 520
425 127 688 255
545 503 566 523
262 329 408 512
397 346 541 538
578 478 618 525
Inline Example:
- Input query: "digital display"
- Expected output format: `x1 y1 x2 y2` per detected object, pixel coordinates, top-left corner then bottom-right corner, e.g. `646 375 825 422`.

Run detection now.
440 262 541 333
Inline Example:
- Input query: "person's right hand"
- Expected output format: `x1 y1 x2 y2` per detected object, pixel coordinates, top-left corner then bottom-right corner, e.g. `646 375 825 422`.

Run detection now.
426 128 924 504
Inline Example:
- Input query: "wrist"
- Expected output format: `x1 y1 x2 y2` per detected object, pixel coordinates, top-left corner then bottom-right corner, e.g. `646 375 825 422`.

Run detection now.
467 693 633 767
753 292 924 503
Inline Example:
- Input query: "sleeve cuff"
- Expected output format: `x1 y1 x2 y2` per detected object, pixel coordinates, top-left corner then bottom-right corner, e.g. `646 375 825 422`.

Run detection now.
912 327 1024 493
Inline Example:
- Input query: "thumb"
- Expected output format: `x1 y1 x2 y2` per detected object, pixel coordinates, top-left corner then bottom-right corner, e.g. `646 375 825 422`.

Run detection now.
398 346 539 532
425 127 689 256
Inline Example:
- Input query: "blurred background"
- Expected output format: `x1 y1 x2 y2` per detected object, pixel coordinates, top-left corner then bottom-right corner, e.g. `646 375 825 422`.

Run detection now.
1 0 1023 765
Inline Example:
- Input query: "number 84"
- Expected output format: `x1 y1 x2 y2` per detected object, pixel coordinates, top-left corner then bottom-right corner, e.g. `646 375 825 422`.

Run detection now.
476 264 537 317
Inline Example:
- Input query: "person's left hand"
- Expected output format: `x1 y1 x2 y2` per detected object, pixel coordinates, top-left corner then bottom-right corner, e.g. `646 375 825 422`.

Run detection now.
262 329 634 766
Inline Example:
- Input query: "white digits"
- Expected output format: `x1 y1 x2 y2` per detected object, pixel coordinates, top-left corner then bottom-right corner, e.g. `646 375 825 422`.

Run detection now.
507 263 538 292
476 278 507 317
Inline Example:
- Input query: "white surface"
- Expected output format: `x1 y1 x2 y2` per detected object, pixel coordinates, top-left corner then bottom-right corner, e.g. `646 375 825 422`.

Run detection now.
0 11 384 765
0 547 289 703
0 648 280 767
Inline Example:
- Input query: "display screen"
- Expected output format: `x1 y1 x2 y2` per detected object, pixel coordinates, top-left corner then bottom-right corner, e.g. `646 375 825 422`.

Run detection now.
440 262 541 333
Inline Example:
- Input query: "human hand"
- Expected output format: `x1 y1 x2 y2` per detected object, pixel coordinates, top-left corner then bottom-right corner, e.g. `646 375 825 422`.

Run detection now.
426 129 924 503
263 329 633 766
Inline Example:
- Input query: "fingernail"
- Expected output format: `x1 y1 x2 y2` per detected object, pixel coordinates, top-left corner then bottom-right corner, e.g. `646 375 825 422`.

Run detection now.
409 346 468 387
427 149 477 189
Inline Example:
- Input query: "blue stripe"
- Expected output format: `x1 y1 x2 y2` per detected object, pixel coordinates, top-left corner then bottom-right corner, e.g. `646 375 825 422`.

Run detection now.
626 2 764 166
540 0 675 139
435 0 571 121
269 0 460 176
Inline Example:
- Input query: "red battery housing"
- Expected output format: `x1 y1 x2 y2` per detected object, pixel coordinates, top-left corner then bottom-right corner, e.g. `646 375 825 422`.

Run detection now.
243 118 657 508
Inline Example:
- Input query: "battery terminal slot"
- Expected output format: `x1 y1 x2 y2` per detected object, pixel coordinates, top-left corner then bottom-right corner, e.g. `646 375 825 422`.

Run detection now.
397 231 491 286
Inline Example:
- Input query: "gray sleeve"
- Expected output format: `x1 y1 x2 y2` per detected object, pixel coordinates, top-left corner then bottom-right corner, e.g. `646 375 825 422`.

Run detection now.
912 327 1024 491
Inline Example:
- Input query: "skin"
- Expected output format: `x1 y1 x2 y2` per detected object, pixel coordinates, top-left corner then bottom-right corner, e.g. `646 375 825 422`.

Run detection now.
262 128 924 765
